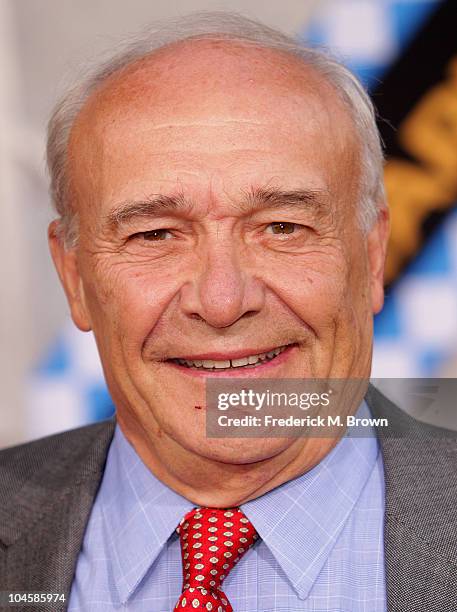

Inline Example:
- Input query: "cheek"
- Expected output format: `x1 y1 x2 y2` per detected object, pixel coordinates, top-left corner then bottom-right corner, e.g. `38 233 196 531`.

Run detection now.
81 258 185 346
260 247 352 328
346 239 371 306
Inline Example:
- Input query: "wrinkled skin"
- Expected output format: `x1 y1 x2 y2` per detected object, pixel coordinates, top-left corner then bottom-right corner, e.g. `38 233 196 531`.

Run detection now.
49 40 389 506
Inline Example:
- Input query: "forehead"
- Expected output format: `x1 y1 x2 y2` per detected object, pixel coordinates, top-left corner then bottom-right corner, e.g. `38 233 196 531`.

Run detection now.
68 39 359 208
75 39 355 135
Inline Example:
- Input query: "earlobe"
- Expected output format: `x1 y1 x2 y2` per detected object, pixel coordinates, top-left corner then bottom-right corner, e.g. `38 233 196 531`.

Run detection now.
367 206 390 315
48 220 92 332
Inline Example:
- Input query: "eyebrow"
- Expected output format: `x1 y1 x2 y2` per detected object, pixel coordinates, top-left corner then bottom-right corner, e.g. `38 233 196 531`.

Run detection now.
105 193 190 230
104 186 330 231
240 186 330 215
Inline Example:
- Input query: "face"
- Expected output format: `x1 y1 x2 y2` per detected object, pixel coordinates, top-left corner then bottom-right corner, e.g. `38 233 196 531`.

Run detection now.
50 40 388 466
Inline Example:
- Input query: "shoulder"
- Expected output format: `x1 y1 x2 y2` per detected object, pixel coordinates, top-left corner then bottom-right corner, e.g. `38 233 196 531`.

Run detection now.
0 418 116 586
366 383 457 482
366 382 457 441
366 383 457 550
0 418 116 498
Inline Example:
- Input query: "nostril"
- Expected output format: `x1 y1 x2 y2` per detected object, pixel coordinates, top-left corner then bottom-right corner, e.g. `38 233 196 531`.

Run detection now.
242 310 258 319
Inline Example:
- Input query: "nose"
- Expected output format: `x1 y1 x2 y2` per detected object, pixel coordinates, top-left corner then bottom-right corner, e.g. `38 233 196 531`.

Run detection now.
179 240 265 328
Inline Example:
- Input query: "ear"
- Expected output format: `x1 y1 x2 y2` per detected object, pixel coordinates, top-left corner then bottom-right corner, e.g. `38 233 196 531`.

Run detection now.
366 206 390 315
48 220 92 331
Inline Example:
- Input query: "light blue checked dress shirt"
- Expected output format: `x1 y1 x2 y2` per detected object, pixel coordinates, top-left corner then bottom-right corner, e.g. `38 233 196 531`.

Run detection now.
69 402 386 611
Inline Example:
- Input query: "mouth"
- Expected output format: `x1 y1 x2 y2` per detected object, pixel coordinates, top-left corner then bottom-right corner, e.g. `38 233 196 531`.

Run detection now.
166 344 294 373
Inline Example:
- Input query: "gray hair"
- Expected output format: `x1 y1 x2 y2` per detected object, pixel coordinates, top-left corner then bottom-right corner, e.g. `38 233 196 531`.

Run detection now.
46 11 385 248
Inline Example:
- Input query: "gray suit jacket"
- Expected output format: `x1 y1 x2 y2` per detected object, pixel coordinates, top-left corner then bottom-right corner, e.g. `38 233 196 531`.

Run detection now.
0 385 456 611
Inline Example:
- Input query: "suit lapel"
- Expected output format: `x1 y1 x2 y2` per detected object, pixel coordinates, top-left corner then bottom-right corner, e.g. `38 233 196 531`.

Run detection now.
366 384 457 612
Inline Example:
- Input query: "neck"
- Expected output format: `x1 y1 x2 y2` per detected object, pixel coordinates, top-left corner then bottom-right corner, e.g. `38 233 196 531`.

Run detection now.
117 412 341 507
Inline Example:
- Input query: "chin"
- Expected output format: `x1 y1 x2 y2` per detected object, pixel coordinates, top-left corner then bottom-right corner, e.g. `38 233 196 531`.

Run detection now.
198 437 294 465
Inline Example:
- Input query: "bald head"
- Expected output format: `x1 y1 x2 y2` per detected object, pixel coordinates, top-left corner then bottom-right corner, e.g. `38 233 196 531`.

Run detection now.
47 14 385 247
77 38 345 124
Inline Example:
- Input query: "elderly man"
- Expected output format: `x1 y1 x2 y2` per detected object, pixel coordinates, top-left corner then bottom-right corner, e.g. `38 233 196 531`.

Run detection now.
1 12 456 612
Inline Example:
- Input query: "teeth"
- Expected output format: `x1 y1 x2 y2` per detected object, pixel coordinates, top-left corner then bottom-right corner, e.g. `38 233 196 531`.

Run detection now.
173 345 288 370
214 360 231 369
231 357 249 367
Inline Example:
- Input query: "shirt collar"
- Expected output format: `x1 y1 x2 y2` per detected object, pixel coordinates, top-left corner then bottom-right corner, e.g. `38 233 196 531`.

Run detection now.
98 425 194 605
100 401 378 604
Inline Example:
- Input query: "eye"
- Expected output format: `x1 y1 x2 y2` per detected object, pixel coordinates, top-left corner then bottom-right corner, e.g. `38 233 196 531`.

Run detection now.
135 229 172 241
267 222 297 235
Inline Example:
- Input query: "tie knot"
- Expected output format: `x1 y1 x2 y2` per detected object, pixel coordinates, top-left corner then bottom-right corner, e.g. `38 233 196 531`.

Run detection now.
175 507 258 609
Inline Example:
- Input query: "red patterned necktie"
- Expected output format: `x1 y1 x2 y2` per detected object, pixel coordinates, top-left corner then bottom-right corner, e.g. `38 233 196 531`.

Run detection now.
174 506 259 611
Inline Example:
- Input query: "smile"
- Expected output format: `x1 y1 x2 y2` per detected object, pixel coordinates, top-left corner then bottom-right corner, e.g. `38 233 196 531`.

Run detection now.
169 345 289 370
